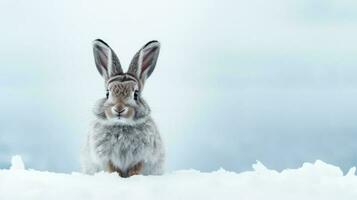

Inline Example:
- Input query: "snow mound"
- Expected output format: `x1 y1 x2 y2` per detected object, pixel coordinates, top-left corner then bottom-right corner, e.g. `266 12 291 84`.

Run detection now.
10 155 25 170
1 156 357 200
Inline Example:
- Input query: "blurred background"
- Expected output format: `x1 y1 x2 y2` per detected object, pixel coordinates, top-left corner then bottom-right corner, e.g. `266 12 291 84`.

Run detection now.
0 0 357 173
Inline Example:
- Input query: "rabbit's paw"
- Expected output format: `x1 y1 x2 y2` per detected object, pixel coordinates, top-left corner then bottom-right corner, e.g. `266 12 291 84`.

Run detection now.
107 160 124 177
128 161 144 176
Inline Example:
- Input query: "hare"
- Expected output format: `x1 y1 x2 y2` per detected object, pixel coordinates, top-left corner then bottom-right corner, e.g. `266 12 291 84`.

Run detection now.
81 39 165 177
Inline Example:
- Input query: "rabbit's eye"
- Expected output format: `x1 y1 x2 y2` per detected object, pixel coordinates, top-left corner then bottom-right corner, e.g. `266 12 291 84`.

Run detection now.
134 90 139 101
106 90 109 99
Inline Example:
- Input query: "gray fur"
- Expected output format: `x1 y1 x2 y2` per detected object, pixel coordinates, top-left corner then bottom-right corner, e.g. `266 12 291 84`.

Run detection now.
81 39 164 176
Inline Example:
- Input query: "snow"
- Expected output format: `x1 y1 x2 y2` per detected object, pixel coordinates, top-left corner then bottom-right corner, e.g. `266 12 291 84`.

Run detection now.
9 155 25 170
1 156 357 200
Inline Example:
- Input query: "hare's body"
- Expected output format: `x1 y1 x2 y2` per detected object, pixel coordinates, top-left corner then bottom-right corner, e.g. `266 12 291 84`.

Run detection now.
81 39 164 177
81 116 164 176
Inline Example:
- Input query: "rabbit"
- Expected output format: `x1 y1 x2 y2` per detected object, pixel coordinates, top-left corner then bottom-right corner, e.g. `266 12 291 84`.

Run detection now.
81 39 165 177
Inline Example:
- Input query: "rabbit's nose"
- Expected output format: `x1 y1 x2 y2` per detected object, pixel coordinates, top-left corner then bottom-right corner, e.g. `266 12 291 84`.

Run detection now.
112 106 127 115
114 108 125 113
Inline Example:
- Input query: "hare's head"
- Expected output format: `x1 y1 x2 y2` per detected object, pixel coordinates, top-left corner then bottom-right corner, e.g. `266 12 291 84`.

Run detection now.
92 39 160 125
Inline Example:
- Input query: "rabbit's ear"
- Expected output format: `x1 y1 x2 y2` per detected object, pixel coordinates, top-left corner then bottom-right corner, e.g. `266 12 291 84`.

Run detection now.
127 41 160 87
93 39 123 80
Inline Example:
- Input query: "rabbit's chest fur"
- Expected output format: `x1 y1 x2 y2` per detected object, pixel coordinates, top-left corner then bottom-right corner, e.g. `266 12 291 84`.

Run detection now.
91 120 158 171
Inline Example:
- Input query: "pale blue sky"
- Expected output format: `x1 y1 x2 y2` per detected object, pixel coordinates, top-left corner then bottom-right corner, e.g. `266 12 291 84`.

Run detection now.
0 0 357 172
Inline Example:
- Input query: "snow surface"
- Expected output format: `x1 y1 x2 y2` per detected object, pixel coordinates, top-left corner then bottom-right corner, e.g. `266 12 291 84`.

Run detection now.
1 156 357 200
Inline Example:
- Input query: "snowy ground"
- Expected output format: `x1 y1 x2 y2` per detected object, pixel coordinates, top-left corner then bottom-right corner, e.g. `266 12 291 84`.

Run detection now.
1 156 357 200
